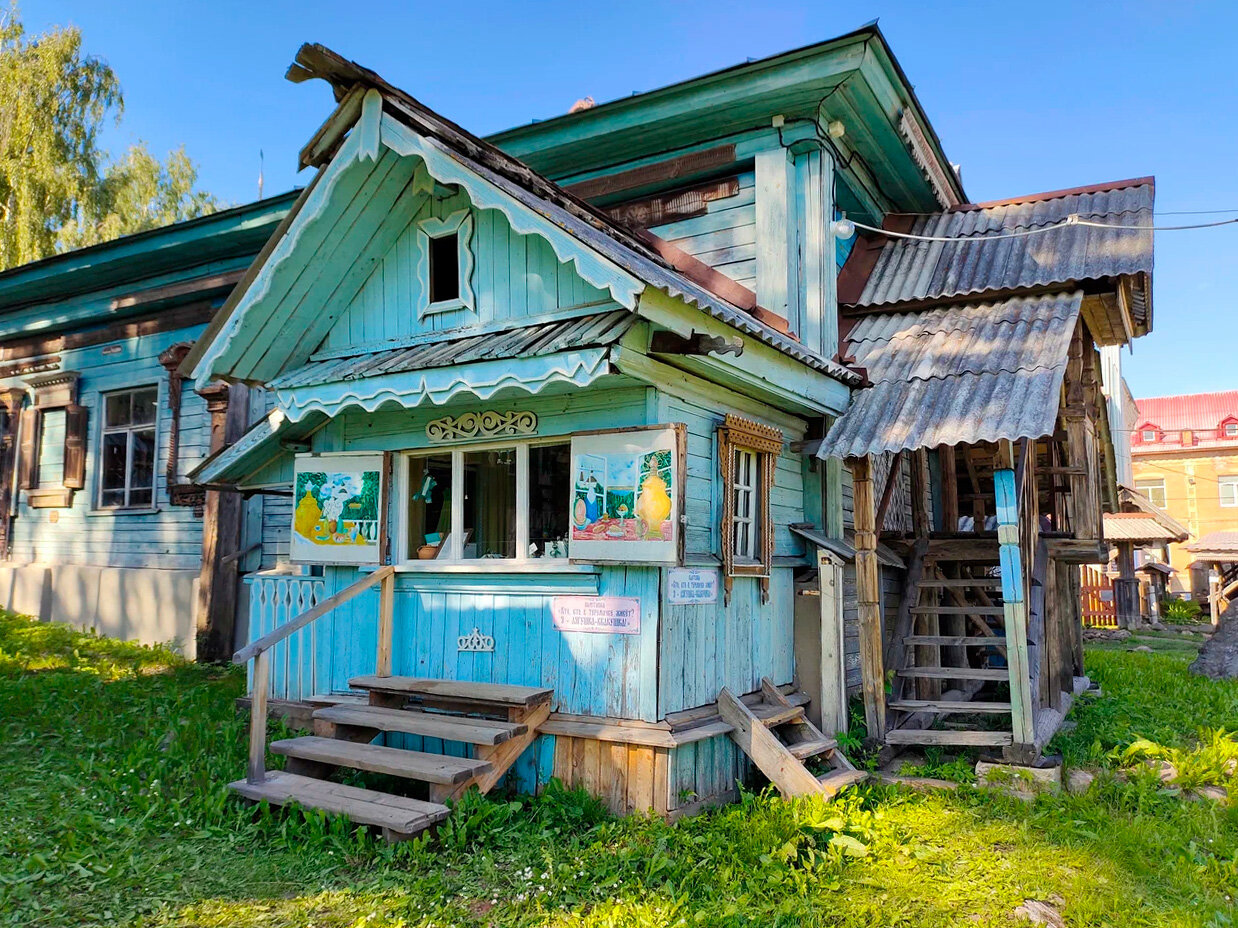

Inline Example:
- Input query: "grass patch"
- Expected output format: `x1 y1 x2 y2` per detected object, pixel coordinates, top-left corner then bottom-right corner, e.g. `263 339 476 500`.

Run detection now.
1 612 1237 927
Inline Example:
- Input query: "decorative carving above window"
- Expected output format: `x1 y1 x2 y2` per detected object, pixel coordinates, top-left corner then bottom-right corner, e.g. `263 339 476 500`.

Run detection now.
426 410 537 444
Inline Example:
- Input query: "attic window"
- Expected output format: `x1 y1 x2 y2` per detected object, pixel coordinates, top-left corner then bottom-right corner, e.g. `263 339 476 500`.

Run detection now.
417 208 475 317
429 231 460 304
1224 422 1238 438
1141 428 1158 442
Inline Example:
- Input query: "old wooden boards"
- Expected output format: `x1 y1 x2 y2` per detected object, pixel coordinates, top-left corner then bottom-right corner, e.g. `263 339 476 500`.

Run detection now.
993 451 1036 748
849 456 886 741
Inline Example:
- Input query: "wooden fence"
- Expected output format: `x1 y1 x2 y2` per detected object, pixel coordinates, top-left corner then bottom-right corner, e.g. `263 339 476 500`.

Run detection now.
1080 565 1117 628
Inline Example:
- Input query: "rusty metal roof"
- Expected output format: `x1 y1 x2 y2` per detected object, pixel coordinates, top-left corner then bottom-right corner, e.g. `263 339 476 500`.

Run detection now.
843 179 1153 325
271 311 635 390
814 291 1082 459
1103 512 1188 543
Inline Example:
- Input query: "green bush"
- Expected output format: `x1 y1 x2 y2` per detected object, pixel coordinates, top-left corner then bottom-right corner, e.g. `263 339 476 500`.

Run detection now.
1160 596 1203 624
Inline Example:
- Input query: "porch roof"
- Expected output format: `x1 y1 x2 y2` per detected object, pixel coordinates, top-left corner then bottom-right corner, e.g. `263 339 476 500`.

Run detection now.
1186 531 1238 562
1103 512 1188 544
270 310 637 422
813 291 1083 459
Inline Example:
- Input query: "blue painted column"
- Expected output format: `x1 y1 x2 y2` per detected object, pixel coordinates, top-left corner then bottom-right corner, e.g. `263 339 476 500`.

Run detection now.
993 464 1036 748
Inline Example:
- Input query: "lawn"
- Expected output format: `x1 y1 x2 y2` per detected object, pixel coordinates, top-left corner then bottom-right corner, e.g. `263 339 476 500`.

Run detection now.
2 612 1237 927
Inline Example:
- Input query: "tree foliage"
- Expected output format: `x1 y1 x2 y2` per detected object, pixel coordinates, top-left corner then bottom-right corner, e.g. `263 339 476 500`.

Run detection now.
0 5 218 270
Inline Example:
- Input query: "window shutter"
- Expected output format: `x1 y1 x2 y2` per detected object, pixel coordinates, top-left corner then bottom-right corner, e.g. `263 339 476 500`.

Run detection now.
63 404 88 490
17 407 41 490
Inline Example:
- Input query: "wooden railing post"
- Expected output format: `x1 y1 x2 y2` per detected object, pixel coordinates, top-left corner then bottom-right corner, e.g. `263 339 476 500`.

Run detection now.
248 649 270 784
376 569 394 678
994 441 1036 752
850 455 886 742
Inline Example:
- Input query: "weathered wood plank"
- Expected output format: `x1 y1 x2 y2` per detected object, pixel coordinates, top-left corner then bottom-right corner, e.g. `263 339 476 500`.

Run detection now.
312 705 526 744
270 735 491 784
229 770 449 834
717 687 823 797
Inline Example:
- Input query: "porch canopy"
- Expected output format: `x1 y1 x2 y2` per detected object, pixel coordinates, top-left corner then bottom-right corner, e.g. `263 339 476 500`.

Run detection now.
1187 531 1238 565
812 290 1082 459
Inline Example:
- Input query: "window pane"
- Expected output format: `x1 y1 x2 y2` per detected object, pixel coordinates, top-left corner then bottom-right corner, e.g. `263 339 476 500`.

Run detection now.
429 232 459 303
462 448 516 559
407 454 452 559
131 388 158 426
105 392 131 428
128 487 152 507
101 433 128 492
529 443 570 558
130 428 155 491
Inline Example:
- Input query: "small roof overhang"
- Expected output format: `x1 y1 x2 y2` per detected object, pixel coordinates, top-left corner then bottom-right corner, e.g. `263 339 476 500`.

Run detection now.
813 291 1082 459
1103 512 1189 544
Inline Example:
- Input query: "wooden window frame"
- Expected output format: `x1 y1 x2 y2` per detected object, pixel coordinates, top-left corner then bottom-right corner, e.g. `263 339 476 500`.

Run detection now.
95 385 160 511
718 414 782 603
415 208 475 319
396 436 573 570
20 370 86 509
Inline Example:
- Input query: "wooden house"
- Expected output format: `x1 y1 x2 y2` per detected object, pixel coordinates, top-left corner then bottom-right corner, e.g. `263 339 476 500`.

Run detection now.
0 195 295 659
186 29 1153 836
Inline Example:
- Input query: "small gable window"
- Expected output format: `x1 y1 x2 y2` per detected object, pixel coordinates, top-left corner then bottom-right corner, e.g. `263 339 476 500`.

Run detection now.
1223 421 1238 438
428 230 460 304
417 208 474 317
1141 428 1158 442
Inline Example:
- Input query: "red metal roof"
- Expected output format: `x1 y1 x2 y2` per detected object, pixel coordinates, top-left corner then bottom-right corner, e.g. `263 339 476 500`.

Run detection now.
1133 390 1238 453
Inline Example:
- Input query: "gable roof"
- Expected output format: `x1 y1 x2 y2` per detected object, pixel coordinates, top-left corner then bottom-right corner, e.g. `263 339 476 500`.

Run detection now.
184 44 861 391
837 177 1154 331
814 291 1083 458
1135 390 1238 434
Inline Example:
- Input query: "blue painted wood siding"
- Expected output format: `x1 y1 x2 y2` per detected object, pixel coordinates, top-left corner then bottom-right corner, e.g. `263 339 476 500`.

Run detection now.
648 171 756 291
5 325 213 570
323 187 618 353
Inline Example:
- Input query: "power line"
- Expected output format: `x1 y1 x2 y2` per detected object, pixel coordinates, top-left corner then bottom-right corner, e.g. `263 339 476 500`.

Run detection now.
846 213 1238 243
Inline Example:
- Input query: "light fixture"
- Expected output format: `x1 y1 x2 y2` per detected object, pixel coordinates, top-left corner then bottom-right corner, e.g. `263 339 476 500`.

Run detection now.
827 119 846 139
832 217 856 240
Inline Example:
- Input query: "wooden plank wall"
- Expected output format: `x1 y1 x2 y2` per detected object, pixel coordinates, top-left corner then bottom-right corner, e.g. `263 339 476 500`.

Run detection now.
323 188 617 353
6 324 213 570
552 737 670 817
648 171 756 291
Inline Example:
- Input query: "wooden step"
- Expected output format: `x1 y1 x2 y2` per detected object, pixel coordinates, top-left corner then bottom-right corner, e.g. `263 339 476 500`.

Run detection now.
903 635 1006 646
313 705 526 744
898 667 1008 681
911 606 1005 616
888 699 1012 715
270 736 492 785
817 769 869 797
349 676 553 709
750 702 805 727
917 579 1002 590
788 736 837 759
230 770 449 836
885 729 1013 747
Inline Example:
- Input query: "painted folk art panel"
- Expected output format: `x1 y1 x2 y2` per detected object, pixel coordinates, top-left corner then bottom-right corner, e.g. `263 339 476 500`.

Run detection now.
292 453 384 564
569 425 684 565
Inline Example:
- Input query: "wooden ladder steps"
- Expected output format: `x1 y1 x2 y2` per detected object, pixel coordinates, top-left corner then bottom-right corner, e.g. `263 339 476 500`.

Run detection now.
898 667 1008 681
888 699 1012 715
271 736 492 785
229 770 450 837
788 736 838 760
750 702 805 727
349 675 553 710
917 579 1002 590
313 704 526 744
885 729 1013 747
910 606 1005 616
903 635 1007 646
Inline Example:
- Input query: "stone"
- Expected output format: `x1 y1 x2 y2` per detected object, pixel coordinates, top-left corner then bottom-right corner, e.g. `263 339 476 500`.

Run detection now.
1065 769 1095 794
1131 645 1154 653
976 760 1061 795
1190 617 1238 679
1189 785 1228 803
1013 899 1065 928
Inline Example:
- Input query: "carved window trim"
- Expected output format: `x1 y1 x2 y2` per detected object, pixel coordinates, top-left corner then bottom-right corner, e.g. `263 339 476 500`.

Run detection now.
19 370 84 508
415 207 475 319
718 414 782 603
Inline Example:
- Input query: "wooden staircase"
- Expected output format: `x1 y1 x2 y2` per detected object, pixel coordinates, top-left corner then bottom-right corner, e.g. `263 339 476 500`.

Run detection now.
718 678 866 798
232 675 552 841
883 538 1018 749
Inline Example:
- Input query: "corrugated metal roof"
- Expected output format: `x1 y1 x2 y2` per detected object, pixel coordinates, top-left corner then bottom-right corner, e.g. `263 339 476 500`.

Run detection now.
815 291 1082 459
1103 513 1186 543
271 310 635 390
1187 531 1238 558
851 180 1153 318
1133 391 1238 453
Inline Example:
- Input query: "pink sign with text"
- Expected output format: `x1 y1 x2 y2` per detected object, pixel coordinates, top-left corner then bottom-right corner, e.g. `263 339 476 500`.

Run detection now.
551 595 641 635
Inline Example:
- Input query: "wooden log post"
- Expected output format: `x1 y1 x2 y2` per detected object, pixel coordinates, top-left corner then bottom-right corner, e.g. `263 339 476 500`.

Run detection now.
376 569 395 677
248 649 270 784
849 456 886 742
938 444 959 532
1114 541 1140 630
993 442 1036 754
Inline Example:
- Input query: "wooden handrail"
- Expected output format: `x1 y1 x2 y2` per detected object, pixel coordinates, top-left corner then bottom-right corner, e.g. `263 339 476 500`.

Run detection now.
237 564 397 784
233 565 395 664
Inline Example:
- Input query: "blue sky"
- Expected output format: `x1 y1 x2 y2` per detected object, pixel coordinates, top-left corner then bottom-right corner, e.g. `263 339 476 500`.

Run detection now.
22 0 1238 399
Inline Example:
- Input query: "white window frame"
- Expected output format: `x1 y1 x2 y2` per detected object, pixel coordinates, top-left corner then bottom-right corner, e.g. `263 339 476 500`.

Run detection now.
96 385 160 510
1224 422 1238 438
1136 478 1167 509
415 207 475 318
1141 428 1158 442
1220 475 1238 508
731 447 759 564
397 436 572 569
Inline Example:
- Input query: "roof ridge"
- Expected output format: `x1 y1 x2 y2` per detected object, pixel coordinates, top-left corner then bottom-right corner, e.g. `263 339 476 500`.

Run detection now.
949 176 1155 213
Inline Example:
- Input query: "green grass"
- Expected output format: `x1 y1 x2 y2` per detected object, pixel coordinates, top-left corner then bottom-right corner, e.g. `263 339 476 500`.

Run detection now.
2 612 1237 927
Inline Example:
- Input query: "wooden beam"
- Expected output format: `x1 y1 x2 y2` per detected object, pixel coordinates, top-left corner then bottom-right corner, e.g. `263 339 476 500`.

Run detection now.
564 144 737 202
939 444 958 532
849 456 886 741
911 449 931 538
992 463 1036 751
874 452 903 536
